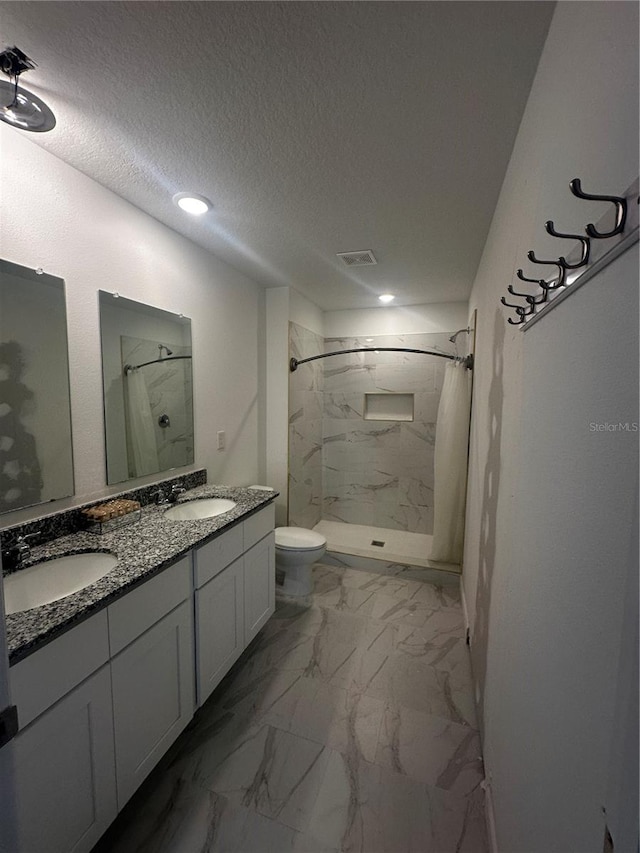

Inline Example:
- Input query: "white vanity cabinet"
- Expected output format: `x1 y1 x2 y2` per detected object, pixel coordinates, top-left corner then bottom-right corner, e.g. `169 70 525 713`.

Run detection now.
194 504 275 706
6 497 276 853
244 531 276 644
108 556 194 810
9 612 117 853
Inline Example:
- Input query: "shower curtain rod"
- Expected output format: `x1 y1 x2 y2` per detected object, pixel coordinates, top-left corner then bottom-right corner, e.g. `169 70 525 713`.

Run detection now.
124 355 192 374
290 347 473 372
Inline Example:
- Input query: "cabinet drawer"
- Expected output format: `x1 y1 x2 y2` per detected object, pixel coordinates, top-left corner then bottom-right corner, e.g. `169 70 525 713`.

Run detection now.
10 610 109 730
194 524 243 588
243 503 275 551
108 556 191 655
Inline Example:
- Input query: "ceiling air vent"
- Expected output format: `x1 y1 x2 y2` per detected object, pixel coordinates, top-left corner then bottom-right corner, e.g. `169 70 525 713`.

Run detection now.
336 250 377 267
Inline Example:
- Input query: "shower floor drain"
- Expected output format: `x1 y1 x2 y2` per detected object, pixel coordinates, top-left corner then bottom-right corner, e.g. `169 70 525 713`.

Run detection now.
371 540 385 547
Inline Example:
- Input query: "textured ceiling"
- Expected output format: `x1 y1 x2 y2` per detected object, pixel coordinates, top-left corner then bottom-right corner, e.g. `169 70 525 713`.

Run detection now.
0 1 554 310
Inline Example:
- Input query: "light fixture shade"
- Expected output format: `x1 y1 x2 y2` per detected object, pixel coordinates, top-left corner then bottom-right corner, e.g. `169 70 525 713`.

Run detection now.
0 81 56 132
172 192 211 216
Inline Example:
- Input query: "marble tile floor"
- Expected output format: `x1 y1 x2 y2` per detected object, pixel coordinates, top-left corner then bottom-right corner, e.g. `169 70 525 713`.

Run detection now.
314 520 460 574
93 562 487 853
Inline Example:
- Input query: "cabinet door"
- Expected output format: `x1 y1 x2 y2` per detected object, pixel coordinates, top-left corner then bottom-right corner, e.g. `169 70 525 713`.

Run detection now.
111 600 194 810
195 556 244 707
13 665 117 853
244 532 275 645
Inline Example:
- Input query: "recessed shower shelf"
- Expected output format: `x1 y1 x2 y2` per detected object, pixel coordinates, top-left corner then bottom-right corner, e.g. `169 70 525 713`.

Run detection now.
364 393 414 422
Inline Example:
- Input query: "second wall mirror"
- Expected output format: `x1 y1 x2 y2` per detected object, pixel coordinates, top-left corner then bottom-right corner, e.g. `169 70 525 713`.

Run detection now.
99 291 194 485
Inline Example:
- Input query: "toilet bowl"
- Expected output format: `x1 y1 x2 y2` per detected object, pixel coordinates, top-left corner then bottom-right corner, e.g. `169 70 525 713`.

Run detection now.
247 487 326 597
274 527 327 597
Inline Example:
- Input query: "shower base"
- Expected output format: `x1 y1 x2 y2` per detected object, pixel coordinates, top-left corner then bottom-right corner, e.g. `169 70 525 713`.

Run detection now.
313 520 460 578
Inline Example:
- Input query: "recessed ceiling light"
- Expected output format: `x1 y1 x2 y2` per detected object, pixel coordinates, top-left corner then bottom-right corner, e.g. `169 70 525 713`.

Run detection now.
172 192 211 216
378 293 395 304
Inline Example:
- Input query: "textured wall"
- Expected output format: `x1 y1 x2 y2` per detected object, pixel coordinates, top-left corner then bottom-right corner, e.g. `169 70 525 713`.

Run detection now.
461 2 639 850
0 127 262 529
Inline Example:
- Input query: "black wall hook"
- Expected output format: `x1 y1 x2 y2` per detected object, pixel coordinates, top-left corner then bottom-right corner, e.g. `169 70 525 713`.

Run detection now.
507 283 548 307
544 221 591 269
500 296 534 321
526 250 567 287
516 269 549 287
569 178 627 238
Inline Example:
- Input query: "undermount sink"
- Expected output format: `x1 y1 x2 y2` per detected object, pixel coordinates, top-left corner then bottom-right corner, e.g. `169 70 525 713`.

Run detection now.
3 552 118 615
163 498 236 521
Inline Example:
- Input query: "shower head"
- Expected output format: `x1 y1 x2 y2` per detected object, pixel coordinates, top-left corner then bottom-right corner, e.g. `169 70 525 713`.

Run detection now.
449 327 472 343
158 344 173 357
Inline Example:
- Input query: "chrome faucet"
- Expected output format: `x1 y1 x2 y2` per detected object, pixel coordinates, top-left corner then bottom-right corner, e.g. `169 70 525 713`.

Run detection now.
168 485 186 504
3 531 40 571
151 488 169 506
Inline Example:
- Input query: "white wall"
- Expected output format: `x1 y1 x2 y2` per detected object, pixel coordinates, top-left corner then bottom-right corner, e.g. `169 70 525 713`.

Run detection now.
324 301 468 338
265 287 290 524
0 126 263 528
462 2 638 850
290 289 324 337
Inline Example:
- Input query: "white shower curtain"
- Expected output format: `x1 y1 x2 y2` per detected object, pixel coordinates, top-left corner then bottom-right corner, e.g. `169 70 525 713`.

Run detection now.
430 361 471 564
126 368 159 477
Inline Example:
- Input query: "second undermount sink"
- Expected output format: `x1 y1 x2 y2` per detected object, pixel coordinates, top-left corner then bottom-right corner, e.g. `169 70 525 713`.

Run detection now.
3 552 118 615
163 498 236 521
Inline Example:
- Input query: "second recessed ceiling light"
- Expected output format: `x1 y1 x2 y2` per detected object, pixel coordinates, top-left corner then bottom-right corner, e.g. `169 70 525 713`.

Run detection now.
172 193 211 216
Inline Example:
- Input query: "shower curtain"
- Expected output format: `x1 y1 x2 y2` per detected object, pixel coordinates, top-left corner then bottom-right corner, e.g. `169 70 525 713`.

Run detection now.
125 368 159 476
431 361 471 564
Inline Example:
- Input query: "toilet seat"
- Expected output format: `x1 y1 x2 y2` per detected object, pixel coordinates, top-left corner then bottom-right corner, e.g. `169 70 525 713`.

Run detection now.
275 527 327 551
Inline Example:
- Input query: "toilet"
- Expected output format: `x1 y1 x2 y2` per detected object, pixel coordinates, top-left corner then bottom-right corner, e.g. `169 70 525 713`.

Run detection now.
274 526 327 597
248 486 327 597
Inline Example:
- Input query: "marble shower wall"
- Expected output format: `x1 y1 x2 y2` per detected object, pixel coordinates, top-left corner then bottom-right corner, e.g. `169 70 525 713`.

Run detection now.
288 322 324 528
322 334 450 534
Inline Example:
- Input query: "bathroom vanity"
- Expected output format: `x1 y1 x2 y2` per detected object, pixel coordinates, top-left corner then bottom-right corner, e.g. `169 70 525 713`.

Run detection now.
3 485 276 853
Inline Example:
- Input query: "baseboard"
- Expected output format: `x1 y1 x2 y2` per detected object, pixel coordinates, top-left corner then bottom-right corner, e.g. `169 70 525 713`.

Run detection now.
459 576 470 644
481 779 499 853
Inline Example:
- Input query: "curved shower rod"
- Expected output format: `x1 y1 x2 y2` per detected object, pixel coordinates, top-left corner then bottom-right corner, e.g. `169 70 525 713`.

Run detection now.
124 354 192 374
290 347 473 372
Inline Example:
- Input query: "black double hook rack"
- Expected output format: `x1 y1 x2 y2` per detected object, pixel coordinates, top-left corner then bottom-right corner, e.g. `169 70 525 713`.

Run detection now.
501 177 637 328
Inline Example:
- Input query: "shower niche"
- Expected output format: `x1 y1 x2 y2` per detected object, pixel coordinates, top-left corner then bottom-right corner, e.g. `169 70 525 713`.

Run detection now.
99 292 194 485
363 393 414 422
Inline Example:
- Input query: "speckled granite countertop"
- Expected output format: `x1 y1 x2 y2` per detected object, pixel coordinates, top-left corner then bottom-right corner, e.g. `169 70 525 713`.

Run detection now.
5 485 277 665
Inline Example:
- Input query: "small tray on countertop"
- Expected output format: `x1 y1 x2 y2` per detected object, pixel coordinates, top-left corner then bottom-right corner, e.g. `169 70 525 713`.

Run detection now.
81 500 142 535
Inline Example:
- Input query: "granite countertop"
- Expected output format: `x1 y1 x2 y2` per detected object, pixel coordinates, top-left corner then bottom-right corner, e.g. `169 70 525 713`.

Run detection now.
5 485 277 665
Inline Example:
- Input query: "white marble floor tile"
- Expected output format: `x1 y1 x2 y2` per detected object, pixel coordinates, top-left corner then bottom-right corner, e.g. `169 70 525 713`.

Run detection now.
92 561 485 852
249 675 385 764
368 591 439 629
375 703 484 796
195 719 331 832
346 649 478 727
361 611 466 657
305 750 488 853
268 600 369 647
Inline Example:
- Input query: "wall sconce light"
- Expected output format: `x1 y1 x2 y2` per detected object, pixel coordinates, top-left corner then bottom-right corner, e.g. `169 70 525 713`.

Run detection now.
0 45 56 133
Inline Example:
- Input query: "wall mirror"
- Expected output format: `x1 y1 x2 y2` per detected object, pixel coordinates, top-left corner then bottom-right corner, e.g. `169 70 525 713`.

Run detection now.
99 291 194 485
0 259 74 514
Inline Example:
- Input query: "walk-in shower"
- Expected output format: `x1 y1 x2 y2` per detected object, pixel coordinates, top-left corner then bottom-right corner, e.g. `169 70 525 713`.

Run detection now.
287 324 474 576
